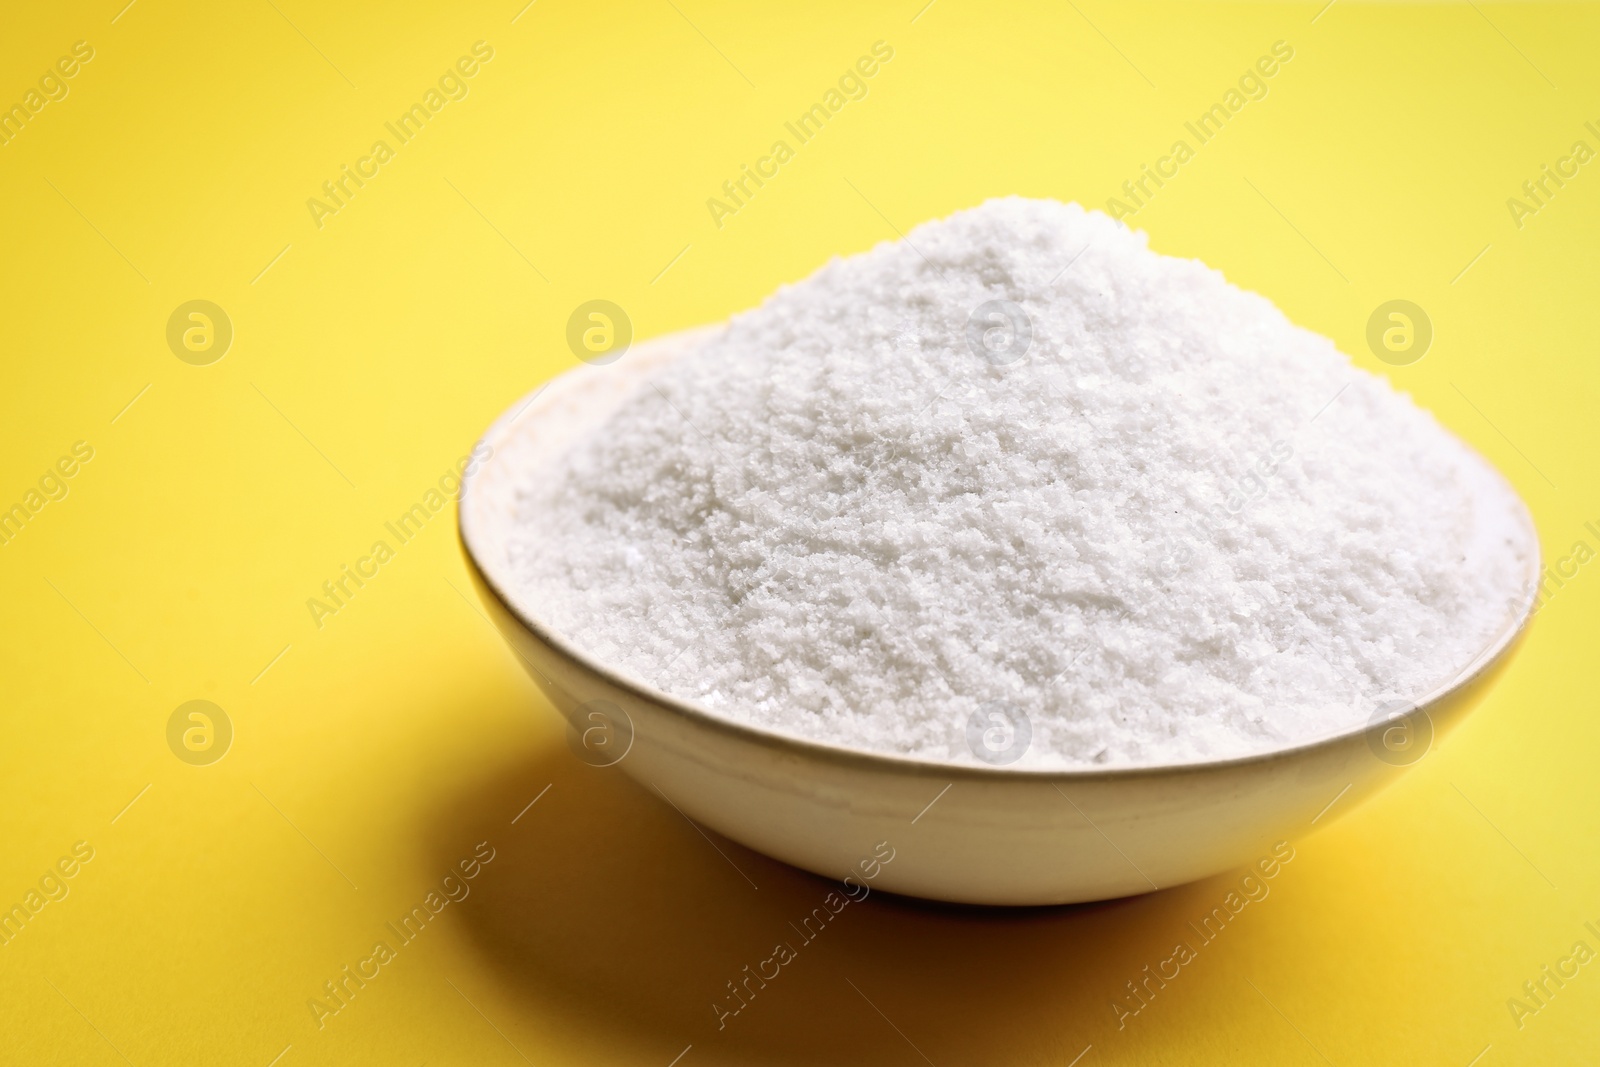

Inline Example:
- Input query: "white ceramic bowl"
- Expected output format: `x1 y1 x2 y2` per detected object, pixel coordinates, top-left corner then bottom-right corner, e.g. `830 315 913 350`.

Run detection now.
458 329 1540 906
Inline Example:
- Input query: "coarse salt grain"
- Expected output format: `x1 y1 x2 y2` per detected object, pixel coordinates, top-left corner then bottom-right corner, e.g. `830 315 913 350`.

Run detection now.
500 198 1535 767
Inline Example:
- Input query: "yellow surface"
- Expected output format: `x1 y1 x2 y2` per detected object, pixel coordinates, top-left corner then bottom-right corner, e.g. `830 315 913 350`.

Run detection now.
2 1 1596 1063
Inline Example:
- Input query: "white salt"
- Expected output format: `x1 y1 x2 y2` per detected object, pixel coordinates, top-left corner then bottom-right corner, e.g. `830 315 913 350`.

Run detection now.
501 198 1535 767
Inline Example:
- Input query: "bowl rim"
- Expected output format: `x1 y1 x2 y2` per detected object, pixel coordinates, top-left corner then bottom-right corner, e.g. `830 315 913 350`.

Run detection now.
458 346 1543 785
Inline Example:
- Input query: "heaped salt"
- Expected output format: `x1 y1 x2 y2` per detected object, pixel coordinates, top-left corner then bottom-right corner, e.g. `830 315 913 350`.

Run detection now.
503 198 1535 767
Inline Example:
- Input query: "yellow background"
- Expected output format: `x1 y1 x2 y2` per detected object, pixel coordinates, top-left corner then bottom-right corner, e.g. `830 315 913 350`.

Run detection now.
2 1 1597 1063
